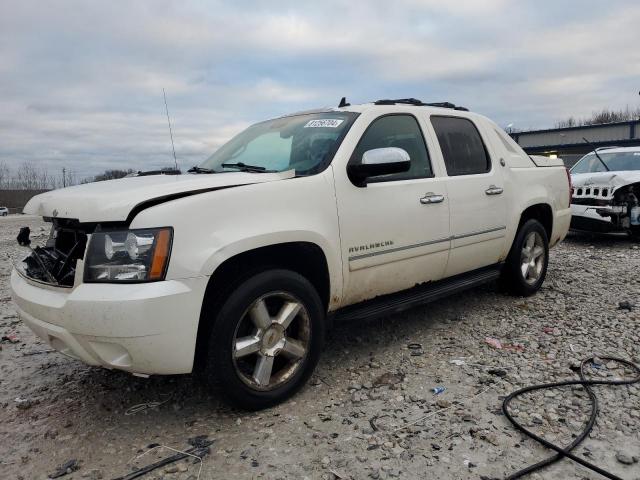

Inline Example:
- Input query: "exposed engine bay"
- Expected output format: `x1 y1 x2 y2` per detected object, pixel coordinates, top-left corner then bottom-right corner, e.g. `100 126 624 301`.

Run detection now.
16 221 88 287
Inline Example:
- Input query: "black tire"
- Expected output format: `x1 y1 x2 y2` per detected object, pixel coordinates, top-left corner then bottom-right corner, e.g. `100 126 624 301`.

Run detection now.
501 219 549 296
629 226 640 242
203 269 325 410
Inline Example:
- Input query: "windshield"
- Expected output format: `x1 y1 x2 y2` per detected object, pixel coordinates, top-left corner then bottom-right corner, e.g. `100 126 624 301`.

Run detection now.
199 111 358 175
571 150 640 174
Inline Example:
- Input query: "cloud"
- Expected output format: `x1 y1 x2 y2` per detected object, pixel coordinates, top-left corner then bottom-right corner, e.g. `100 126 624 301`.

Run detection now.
0 0 639 179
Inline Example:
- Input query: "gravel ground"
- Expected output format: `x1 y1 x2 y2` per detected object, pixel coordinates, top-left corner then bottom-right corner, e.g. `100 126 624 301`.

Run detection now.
1 214 639 480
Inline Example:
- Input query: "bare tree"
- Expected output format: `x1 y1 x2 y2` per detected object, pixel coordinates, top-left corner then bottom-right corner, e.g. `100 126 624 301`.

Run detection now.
0 163 151 190
0 160 10 189
93 169 134 182
14 162 39 189
555 107 640 128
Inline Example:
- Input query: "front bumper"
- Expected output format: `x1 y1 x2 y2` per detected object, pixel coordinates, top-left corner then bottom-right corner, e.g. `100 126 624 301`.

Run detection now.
570 204 626 233
11 269 208 375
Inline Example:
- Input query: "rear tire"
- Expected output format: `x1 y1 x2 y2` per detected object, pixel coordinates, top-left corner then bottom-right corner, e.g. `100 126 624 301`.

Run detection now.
203 269 325 410
501 219 549 296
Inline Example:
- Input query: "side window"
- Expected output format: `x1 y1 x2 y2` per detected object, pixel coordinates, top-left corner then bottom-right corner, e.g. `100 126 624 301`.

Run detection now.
350 115 432 182
431 116 491 176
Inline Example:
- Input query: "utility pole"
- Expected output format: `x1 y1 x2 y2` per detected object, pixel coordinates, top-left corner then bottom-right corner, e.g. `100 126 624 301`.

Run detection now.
62 167 66 188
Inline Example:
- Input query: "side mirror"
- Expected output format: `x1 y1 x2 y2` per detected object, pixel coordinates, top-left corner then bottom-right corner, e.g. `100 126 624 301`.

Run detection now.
347 147 410 186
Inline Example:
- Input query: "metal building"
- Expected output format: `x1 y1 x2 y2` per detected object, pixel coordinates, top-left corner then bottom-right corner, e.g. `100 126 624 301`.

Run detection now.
511 120 640 167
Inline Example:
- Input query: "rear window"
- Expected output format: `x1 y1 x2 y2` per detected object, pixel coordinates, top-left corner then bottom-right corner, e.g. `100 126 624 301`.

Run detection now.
431 116 491 176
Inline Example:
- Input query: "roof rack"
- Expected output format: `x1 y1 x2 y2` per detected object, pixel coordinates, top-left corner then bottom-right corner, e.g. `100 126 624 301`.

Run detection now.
373 98 469 111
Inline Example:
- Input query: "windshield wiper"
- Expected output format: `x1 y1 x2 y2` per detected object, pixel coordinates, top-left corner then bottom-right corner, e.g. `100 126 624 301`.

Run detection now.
187 166 216 174
221 162 276 173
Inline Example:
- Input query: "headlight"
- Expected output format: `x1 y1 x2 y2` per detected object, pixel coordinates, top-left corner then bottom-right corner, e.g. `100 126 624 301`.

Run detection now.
84 227 173 283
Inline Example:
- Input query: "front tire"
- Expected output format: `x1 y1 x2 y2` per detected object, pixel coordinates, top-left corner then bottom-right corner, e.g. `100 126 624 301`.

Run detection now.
203 269 325 410
501 219 549 296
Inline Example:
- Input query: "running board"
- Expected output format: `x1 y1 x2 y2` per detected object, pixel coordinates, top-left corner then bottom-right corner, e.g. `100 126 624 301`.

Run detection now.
334 265 502 323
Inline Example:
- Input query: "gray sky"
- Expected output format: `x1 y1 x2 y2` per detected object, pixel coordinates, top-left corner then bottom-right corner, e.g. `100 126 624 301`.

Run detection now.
1 0 639 179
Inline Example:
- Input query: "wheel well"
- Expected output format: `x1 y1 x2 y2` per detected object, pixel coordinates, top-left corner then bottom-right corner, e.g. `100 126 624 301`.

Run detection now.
519 204 553 240
193 242 330 370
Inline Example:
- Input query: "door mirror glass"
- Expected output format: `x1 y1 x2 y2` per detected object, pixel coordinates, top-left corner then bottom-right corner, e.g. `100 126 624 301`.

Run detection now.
348 147 411 186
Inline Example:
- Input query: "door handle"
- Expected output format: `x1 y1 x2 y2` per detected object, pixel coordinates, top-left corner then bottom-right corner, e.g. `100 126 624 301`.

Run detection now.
485 185 504 195
420 193 445 204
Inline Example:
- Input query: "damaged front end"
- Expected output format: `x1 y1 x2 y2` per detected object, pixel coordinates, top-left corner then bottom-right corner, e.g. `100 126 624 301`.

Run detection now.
16 220 88 287
570 182 640 234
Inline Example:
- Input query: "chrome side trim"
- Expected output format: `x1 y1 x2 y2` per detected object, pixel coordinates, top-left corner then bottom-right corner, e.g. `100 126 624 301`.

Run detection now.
451 225 506 240
348 225 506 261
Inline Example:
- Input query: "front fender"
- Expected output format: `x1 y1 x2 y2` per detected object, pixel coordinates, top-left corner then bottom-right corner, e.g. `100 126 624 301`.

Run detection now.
129 171 344 306
202 230 342 301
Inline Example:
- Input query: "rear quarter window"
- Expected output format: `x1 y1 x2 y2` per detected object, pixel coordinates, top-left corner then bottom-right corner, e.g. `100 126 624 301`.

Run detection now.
493 127 529 157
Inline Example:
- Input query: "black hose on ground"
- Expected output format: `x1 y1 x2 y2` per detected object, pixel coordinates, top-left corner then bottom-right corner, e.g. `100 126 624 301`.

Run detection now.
502 356 640 479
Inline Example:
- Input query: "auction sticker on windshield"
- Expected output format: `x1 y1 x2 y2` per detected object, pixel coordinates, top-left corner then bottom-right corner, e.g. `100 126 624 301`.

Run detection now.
304 119 344 128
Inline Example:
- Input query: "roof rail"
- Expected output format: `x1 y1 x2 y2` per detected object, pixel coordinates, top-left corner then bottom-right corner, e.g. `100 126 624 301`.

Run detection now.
595 146 620 151
373 98 469 111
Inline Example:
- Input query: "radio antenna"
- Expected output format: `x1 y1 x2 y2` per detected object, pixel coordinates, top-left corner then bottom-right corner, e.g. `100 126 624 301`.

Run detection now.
163 88 179 172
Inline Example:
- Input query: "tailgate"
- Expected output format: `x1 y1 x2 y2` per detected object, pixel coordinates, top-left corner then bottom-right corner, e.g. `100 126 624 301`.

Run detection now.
530 155 565 167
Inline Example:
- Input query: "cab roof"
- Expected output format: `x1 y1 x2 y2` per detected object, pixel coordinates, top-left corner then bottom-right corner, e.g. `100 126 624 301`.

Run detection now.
285 98 476 118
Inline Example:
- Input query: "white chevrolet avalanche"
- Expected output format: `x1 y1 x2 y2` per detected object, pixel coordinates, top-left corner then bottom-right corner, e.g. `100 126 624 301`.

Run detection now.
11 98 572 409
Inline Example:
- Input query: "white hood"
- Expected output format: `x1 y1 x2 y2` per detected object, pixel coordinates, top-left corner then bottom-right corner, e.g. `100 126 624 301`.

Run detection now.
24 171 295 222
571 170 640 190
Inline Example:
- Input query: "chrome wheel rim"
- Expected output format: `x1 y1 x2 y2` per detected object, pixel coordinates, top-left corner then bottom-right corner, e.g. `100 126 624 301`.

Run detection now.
232 292 310 391
520 231 545 285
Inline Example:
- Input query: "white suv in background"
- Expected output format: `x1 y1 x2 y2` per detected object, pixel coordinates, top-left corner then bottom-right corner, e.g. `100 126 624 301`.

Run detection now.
570 146 640 238
12 98 571 409
0 206 9 216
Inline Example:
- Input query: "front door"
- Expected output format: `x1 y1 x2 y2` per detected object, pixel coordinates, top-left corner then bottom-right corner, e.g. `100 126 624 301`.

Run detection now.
333 113 451 306
428 115 507 277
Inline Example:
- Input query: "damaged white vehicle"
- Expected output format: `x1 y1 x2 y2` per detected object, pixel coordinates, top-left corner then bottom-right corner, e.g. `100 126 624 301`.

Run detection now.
11 98 571 409
570 146 640 238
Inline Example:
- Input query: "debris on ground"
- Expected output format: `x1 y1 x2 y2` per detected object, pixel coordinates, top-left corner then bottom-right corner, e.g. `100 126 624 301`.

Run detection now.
484 337 502 349
615 451 636 465
48 459 79 478
124 396 171 416
617 300 634 311
112 436 214 480
484 336 525 352
14 397 37 410
373 372 404 386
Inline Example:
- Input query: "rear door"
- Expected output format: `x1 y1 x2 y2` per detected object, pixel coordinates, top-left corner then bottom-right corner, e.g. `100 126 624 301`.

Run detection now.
333 112 450 306
428 115 507 277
